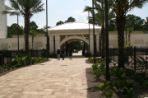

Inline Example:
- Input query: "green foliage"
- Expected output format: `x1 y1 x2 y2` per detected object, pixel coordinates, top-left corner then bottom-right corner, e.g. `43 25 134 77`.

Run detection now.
30 21 38 30
142 79 148 88
12 54 33 67
7 23 23 38
56 16 76 25
92 63 148 98
84 0 115 26
98 81 113 98
91 58 105 79
0 54 48 74
65 16 76 23
126 14 144 31
143 17 148 31
56 21 64 26
6 0 44 51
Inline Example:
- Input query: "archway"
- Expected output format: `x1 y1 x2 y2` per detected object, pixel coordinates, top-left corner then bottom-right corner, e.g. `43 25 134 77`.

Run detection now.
60 36 89 46
48 22 101 55
60 38 89 57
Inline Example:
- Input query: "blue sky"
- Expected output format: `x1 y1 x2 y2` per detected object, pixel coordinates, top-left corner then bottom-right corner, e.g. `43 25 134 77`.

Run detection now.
6 0 148 28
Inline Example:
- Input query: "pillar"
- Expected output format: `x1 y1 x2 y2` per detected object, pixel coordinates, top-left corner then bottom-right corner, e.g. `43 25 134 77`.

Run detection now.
55 35 60 52
49 35 54 54
90 34 94 55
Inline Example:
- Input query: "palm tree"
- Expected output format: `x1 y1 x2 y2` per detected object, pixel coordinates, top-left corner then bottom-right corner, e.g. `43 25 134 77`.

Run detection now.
6 0 44 51
104 0 110 80
112 0 148 68
84 0 114 58
30 21 38 49
30 29 37 49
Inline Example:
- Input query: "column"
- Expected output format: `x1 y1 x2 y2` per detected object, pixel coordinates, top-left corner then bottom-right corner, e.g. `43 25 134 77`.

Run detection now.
49 35 54 54
55 35 60 52
90 34 94 55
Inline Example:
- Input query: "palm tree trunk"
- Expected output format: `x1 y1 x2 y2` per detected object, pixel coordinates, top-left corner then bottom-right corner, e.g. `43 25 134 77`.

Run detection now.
32 36 34 49
24 14 30 52
128 31 131 46
101 25 105 58
105 0 110 80
116 16 126 68
99 28 102 56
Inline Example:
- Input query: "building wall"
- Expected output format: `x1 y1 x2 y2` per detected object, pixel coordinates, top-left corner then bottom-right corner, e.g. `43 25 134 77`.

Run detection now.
0 36 46 50
0 33 148 51
109 32 148 48
0 0 7 39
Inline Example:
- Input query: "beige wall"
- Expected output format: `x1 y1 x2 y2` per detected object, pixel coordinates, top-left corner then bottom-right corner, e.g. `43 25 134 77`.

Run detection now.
0 36 46 50
109 31 148 48
0 32 148 50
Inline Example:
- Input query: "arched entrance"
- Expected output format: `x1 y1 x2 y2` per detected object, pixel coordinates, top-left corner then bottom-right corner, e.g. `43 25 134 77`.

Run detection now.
60 37 89 57
48 22 101 55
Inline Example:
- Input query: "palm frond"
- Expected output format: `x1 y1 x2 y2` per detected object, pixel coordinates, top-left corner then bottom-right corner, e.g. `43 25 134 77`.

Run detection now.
129 0 148 11
84 6 93 12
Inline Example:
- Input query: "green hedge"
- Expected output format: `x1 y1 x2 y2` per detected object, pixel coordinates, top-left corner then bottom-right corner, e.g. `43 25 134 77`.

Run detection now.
0 54 48 74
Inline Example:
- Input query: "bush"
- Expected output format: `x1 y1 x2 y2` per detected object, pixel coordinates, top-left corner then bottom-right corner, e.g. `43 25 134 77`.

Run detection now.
0 53 48 75
142 79 148 88
92 58 105 79
12 54 33 67
98 81 113 98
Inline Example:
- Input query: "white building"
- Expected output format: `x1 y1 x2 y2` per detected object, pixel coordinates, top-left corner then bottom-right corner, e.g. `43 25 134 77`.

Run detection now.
0 0 7 39
48 22 101 55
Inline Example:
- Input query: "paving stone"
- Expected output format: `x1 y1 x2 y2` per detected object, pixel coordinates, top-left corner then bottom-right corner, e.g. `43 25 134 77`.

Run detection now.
0 58 98 98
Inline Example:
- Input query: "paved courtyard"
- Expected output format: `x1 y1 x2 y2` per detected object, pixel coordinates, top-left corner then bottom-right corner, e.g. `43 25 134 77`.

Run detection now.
0 58 100 98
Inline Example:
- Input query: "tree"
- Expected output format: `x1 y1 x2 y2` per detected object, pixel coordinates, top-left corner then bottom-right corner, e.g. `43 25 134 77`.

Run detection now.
126 14 144 31
143 17 148 31
7 23 23 38
30 21 38 30
112 0 148 68
56 21 64 26
125 14 144 46
29 21 38 49
84 0 114 58
65 17 76 23
109 19 116 31
6 0 44 51
56 17 76 26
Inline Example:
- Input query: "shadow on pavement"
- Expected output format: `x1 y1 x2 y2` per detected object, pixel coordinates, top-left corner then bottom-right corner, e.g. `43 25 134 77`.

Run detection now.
86 68 102 98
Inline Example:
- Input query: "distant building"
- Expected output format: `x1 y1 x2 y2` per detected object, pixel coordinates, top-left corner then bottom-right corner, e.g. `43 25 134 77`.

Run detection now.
0 0 7 39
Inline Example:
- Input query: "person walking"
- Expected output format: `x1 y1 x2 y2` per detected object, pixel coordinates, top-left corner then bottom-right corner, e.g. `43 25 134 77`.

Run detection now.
61 49 65 60
57 49 60 60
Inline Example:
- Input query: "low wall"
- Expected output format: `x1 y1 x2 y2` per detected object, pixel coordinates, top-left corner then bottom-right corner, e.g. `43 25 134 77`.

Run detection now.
109 32 148 48
0 36 46 50
0 32 148 50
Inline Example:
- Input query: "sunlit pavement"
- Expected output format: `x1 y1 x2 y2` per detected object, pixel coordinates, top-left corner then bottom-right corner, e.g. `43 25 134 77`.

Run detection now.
0 57 99 98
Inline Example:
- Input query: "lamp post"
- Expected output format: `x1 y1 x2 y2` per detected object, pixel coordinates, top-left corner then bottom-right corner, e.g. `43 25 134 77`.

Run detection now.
88 12 91 55
104 0 110 80
46 0 49 52
92 0 96 63
17 14 19 52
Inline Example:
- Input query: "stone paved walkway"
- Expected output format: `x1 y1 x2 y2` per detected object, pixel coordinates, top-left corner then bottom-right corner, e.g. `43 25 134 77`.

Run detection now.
0 58 100 98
